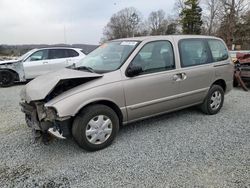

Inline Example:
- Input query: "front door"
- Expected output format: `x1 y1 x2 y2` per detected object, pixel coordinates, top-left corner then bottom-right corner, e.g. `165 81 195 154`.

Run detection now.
122 40 181 122
23 49 49 79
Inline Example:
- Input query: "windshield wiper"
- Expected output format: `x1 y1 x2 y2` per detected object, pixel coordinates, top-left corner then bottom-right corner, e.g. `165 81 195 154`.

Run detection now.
75 66 95 73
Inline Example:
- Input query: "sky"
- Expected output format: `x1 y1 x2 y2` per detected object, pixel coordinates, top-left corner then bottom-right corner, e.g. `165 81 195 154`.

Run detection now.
0 0 176 45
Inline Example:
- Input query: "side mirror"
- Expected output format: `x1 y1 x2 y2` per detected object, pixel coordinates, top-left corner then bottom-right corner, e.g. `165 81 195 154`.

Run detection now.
126 66 143 77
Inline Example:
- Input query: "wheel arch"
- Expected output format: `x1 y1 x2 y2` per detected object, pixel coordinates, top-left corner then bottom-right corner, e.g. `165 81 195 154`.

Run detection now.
212 79 226 92
0 68 20 81
76 100 124 125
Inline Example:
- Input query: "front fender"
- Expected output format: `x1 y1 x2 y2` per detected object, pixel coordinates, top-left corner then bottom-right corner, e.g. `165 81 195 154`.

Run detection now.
0 62 25 81
45 82 126 119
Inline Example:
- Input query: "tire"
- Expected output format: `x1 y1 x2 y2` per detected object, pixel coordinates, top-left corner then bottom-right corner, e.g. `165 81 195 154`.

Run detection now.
0 70 14 87
200 85 224 115
72 104 119 151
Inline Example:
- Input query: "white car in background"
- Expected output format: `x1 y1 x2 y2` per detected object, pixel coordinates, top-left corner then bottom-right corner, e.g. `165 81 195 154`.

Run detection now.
0 47 86 87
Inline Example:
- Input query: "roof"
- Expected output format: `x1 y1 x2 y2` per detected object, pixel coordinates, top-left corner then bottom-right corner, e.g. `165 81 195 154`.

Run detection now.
33 47 82 51
112 35 221 42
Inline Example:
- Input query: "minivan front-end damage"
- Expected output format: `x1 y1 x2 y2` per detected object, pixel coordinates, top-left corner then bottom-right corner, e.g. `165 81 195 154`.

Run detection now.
20 68 103 141
20 101 72 140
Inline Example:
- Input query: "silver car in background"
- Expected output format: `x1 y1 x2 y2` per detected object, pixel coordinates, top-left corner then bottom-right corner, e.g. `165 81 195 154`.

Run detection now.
0 47 85 87
20 35 234 151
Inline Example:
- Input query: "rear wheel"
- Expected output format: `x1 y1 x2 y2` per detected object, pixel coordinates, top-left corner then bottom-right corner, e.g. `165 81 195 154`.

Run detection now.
200 85 224 115
0 70 14 87
72 104 119 151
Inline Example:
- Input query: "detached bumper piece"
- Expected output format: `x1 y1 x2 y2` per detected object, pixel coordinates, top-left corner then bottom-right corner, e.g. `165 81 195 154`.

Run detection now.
20 102 72 143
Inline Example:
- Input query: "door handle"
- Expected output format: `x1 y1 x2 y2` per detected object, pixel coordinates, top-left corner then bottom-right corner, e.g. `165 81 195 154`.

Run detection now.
181 73 187 80
173 73 187 81
66 59 73 64
173 74 182 81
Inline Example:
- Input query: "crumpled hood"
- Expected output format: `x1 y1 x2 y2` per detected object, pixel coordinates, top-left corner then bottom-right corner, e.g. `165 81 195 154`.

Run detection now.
20 68 103 103
0 59 19 65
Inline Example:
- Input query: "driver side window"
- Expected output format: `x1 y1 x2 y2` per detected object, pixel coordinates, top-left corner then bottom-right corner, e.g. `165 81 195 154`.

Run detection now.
25 50 49 62
130 41 175 74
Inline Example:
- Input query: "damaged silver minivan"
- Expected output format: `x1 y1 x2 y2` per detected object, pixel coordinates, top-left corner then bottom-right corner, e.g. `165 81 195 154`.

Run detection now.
20 35 234 151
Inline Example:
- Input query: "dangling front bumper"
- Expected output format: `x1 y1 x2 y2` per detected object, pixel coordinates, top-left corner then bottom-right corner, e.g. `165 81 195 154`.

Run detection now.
20 101 72 139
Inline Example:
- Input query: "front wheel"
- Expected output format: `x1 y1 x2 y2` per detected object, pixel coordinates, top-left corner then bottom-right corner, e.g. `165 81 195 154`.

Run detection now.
200 85 224 115
0 70 14 87
72 104 119 151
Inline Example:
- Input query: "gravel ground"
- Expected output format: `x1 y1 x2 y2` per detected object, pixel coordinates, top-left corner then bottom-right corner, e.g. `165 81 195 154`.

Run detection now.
0 85 249 188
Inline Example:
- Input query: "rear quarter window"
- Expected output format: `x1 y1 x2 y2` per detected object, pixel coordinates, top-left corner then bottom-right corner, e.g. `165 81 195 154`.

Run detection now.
67 49 79 57
208 40 228 62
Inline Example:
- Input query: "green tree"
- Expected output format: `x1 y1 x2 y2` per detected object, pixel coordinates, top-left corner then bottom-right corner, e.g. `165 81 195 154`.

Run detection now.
180 0 203 34
165 23 178 34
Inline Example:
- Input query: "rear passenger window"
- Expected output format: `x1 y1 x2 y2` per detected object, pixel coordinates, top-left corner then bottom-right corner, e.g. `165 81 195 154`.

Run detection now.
131 41 175 74
208 40 228 62
67 49 79 57
49 49 67 59
179 39 210 67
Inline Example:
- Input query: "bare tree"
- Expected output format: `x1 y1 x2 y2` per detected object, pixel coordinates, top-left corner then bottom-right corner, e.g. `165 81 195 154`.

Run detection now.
203 0 221 35
147 9 168 35
174 0 186 14
217 0 248 49
102 7 142 41
234 10 250 49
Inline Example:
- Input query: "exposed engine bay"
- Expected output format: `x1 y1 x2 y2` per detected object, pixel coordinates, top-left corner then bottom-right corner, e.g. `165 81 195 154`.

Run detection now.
45 77 99 101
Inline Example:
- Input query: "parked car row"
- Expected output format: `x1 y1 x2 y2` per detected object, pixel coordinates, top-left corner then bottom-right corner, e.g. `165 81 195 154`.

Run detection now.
19 35 234 151
0 47 86 87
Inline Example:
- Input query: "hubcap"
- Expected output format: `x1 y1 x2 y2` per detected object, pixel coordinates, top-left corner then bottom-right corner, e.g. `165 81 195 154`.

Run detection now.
85 115 113 145
210 91 222 110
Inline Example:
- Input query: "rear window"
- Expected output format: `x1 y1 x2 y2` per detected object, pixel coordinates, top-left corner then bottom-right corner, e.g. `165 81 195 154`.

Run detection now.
179 39 210 67
208 40 228 62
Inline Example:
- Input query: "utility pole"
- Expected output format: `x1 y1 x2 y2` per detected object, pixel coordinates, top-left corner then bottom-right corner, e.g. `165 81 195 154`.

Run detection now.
64 25 67 44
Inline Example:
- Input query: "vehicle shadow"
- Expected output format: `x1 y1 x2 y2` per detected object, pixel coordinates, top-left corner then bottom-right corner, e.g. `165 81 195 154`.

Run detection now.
14 81 28 86
0 82 27 89
36 106 201 155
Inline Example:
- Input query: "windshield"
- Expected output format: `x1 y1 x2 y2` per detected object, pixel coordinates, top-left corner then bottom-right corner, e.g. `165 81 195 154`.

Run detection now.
18 49 36 61
76 41 139 73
